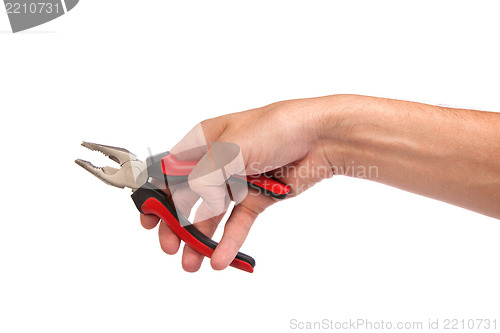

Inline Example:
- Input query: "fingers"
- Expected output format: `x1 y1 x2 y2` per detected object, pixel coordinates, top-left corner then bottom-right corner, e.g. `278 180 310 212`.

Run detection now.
156 198 222 261
142 191 275 272
158 221 181 255
140 178 172 230
170 184 200 221
140 214 160 230
141 213 182 255
157 183 200 256
188 142 247 217
168 118 253 272
181 142 248 272
182 202 226 272
210 205 256 270
140 114 288 272
211 193 276 270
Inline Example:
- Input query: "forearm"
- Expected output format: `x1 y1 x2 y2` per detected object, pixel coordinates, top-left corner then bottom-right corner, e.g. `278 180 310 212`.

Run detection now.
319 94 500 219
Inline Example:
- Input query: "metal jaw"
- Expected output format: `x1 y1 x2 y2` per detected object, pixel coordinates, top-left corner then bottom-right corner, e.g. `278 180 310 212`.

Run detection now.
75 142 149 191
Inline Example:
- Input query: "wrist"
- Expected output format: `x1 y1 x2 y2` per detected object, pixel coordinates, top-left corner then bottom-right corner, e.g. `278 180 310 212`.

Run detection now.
267 94 376 176
316 94 371 140
314 94 370 175
268 95 360 144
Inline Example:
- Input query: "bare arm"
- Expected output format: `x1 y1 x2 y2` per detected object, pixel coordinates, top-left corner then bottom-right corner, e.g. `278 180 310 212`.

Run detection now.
320 95 500 219
141 94 500 272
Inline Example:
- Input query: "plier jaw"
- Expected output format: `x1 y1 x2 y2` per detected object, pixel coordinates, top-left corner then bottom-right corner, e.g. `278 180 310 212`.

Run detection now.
75 142 148 190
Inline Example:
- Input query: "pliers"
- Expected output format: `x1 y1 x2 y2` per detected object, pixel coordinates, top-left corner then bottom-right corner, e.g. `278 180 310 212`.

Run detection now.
75 142 290 273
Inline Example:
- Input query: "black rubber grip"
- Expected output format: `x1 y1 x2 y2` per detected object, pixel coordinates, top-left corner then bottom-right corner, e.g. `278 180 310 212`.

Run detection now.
146 151 171 180
131 183 256 268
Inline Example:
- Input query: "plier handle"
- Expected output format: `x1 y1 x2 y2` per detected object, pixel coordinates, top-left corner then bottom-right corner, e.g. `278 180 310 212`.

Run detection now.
76 142 290 273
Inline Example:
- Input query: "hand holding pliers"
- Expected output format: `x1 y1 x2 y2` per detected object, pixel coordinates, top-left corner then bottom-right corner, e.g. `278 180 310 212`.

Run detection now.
76 142 290 273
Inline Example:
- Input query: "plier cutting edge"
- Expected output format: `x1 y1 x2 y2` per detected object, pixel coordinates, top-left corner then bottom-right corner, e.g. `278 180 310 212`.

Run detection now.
75 142 290 273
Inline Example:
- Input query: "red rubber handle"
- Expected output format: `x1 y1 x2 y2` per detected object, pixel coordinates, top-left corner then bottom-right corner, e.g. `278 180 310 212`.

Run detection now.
161 153 290 198
132 184 255 273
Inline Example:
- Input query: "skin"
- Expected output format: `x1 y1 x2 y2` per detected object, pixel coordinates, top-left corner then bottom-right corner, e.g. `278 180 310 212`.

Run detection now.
140 94 500 272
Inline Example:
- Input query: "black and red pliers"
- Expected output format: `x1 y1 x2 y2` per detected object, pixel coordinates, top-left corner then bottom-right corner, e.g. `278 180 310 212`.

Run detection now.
76 142 290 273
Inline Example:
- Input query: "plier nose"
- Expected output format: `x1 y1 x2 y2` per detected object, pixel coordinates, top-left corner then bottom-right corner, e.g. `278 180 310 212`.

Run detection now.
75 142 148 190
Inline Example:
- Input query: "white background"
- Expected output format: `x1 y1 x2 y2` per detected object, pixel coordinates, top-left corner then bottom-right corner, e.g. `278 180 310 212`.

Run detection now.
1 1 499 332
